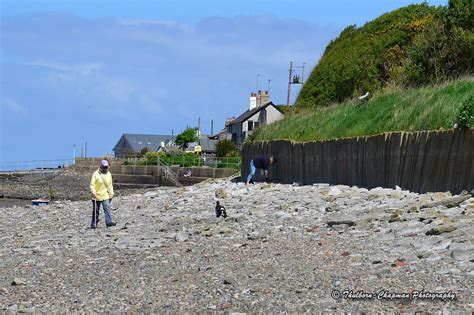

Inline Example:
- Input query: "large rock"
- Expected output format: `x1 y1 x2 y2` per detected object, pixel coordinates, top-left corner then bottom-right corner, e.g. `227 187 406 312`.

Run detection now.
11 278 27 286
327 187 342 196
426 225 457 235
215 188 228 199
175 232 189 242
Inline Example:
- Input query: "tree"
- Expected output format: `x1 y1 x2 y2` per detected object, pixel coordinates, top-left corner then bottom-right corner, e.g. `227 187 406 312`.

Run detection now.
175 127 198 149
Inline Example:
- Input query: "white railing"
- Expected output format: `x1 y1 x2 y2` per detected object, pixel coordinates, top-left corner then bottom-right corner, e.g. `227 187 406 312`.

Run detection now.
0 159 75 173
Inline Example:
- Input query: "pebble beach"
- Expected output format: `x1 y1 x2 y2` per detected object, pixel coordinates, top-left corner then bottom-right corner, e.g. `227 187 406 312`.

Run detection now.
1 178 473 312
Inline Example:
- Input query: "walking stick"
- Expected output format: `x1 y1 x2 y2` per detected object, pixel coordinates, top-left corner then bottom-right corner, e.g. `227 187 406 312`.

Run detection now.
91 199 98 228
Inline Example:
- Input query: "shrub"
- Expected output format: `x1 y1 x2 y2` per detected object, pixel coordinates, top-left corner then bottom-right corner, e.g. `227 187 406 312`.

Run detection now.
296 2 473 109
457 96 474 129
215 139 238 157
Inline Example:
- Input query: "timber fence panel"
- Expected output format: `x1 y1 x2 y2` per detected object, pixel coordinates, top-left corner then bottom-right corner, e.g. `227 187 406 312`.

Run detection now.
445 130 462 193
313 142 319 185
435 131 454 192
398 133 408 188
388 133 400 189
458 129 473 193
459 129 473 192
400 133 416 191
350 138 359 187
286 141 294 184
320 141 329 183
342 138 353 186
420 131 437 193
364 136 374 189
356 137 365 188
412 132 427 193
241 129 472 193
303 142 312 185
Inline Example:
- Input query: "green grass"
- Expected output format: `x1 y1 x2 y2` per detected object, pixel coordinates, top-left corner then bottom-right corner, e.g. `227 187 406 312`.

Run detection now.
123 156 242 169
252 78 474 142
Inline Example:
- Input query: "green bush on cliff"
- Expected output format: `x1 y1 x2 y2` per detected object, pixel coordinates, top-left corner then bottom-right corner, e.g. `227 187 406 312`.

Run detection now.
457 96 474 128
296 1 473 109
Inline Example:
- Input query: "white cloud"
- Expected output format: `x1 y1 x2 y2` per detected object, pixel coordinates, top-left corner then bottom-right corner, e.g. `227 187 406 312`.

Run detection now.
1 13 341 140
2 98 28 115
117 19 190 31
27 60 104 76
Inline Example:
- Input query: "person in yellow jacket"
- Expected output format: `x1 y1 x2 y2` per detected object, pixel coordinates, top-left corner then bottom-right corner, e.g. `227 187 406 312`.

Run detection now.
90 159 116 228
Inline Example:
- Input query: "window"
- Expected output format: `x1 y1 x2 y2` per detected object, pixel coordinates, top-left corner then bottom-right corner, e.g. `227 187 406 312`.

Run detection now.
242 131 247 139
248 121 254 131
254 122 260 129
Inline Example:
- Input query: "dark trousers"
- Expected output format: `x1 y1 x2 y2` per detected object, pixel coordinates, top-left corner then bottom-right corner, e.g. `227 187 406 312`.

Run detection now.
91 199 112 228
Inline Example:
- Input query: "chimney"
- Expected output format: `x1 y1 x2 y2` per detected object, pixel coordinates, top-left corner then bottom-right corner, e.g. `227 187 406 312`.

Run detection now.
160 141 165 148
249 92 257 110
225 116 235 125
256 90 270 107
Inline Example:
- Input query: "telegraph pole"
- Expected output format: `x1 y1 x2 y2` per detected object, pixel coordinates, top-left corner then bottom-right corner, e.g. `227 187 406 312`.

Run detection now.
302 62 306 84
287 62 293 106
287 61 306 106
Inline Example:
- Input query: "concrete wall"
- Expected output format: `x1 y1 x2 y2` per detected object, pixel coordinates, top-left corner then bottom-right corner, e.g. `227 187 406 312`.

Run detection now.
241 129 474 194
75 157 125 170
74 158 237 186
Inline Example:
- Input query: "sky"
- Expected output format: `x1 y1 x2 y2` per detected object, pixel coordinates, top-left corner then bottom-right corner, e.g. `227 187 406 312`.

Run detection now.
0 0 447 161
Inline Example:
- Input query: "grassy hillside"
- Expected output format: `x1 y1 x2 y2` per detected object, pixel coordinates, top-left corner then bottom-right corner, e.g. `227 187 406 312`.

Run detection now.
251 78 473 142
296 1 473 109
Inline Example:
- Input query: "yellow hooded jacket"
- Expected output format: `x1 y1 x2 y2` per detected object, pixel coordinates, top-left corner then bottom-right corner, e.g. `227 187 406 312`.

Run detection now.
90 169 114 201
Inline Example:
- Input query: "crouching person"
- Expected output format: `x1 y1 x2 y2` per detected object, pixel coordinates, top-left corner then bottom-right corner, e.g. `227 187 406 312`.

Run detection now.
246 155 277 185
90 159 116 229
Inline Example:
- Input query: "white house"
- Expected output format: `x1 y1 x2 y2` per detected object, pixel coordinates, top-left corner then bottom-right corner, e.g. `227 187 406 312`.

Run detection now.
225 91 284 148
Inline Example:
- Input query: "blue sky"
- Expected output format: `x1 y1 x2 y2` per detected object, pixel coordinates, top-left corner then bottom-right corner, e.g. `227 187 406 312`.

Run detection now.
1 0 447 161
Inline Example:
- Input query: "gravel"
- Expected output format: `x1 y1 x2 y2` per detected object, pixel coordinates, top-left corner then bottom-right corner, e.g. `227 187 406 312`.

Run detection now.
1 179 473 312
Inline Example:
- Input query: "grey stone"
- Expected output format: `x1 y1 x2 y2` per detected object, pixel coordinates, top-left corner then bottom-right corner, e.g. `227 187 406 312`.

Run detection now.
328 187 342 196
11 278 27 286
1 176 473 312
143 191 159 197
426 225 457 235
175 232 189 242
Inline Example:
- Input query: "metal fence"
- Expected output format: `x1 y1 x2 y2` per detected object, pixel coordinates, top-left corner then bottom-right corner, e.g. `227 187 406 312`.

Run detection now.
0 159 75 173
123 156 242 169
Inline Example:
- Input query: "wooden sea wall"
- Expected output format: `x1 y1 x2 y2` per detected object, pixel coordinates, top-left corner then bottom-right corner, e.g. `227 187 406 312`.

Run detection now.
241 129 474 194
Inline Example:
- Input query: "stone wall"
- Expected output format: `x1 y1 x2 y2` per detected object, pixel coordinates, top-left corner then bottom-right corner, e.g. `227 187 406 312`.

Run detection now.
241 129 474 194
74 158 237 186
